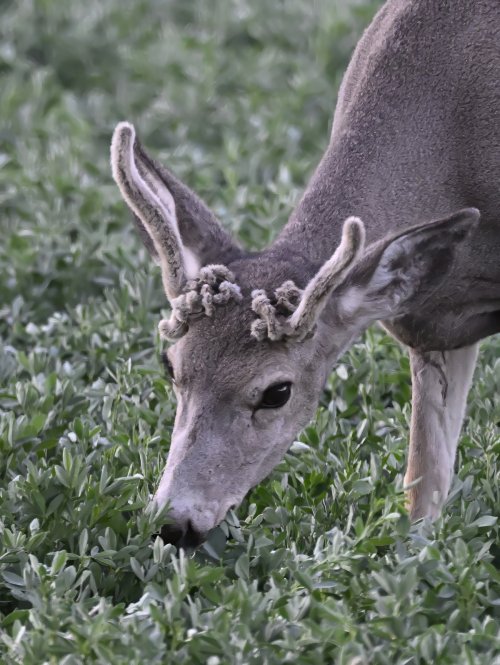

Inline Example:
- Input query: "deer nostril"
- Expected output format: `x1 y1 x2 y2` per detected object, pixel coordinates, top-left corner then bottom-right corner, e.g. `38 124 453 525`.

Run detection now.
180 520 205 548
158 523 185 546
157 521 206 548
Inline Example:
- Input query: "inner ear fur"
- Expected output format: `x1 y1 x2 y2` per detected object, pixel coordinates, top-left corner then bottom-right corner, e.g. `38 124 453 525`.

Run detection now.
132 136 243 268
337 207 480 319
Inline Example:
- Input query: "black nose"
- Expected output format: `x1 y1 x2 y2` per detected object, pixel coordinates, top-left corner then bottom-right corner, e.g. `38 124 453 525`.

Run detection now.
159 521 205 548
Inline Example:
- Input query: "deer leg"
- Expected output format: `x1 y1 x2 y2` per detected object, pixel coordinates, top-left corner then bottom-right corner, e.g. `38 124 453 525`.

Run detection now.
405 344 479 520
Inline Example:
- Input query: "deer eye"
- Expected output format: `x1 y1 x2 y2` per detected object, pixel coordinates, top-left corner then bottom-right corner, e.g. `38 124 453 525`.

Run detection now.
259 382 292 409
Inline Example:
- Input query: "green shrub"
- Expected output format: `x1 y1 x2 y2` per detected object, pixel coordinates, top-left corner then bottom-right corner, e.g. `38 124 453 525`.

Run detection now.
1 0 499 662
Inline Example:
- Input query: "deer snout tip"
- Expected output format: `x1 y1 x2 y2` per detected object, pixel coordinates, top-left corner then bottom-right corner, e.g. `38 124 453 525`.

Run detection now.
158 520 206 549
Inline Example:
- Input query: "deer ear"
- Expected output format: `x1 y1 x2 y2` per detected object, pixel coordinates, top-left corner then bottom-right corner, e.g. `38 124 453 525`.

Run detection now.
251 217 366 342
335 208 480 323
288 217 365 336
111 122 189 300
129 126 242 273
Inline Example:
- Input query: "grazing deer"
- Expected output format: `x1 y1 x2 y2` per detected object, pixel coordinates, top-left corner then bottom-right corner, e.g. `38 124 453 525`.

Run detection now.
111 0 500 546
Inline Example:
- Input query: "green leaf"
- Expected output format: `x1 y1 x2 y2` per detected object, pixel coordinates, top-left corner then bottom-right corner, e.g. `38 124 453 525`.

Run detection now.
2 572 25 587
51 550 68 574
470 515 497 529
234 554 250 581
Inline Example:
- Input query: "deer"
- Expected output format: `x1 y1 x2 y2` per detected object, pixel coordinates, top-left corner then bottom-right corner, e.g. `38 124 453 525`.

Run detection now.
111 0 500 547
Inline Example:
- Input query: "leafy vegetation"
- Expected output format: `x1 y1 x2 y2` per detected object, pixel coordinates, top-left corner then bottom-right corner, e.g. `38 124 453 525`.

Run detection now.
1 0 500 662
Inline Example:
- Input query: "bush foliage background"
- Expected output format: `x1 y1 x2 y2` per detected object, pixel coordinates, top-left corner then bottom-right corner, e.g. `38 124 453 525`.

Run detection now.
1 0 500 662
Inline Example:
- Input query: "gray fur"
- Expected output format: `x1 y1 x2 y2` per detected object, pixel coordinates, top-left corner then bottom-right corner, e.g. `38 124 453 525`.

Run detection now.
112 0 500 543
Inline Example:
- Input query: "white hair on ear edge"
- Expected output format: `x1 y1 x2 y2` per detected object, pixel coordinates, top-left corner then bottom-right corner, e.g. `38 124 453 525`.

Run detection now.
110 121 187 300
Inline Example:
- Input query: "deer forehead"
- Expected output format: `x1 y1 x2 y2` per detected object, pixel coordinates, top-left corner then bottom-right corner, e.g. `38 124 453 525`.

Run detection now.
170 320 295 388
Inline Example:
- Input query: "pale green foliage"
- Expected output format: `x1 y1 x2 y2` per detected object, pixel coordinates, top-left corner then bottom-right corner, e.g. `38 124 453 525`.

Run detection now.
1 0 500 663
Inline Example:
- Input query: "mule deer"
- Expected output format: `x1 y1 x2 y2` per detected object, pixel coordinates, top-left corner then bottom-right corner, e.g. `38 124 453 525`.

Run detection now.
111 0 500 546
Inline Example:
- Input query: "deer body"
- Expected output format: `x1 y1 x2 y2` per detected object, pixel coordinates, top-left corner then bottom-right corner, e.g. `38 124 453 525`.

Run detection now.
112 0 500 545
277 0 500 350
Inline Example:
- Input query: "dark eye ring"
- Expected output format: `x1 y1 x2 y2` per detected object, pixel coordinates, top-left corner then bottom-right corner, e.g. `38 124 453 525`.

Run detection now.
258 382 292 409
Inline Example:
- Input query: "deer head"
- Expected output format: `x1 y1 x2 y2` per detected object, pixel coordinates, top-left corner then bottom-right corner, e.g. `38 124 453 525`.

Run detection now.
111 122 478 546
